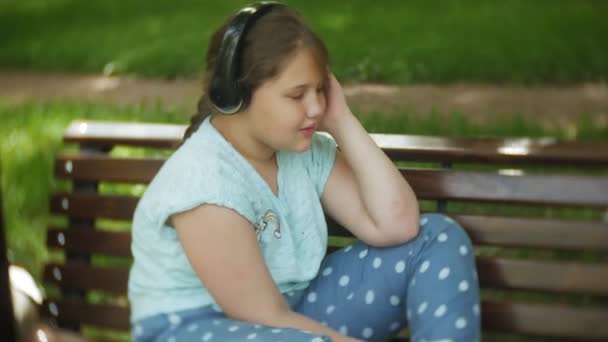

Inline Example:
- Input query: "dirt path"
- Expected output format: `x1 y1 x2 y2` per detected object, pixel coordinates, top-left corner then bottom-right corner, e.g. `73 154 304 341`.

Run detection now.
1 70 607 132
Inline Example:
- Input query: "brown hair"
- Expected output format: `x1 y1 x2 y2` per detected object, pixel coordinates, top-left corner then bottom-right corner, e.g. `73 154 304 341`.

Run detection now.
183 5 329 141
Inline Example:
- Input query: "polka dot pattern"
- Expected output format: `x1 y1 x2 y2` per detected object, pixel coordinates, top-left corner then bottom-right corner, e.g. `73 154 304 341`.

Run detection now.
438 267 451 280
455 317 467 329
434 304 447 318
365 290 375 304
459 245 468 255
359 249 368 259
133 214 479 342
417 301 428 314
395 260 406 273
459 280 469 292
168 314 181 326
419 260 430 273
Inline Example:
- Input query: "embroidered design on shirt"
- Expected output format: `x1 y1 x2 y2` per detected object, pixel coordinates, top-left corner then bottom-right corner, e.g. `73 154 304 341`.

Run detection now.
254 209 281 239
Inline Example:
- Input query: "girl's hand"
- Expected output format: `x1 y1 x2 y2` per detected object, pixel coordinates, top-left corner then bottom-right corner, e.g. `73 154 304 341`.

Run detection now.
319 73 353 135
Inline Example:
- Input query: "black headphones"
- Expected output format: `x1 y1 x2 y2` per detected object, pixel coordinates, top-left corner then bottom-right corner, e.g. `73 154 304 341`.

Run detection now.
209 2 286 114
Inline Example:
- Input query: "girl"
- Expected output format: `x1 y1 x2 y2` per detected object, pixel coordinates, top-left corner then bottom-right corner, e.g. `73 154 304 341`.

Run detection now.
128 2 481 341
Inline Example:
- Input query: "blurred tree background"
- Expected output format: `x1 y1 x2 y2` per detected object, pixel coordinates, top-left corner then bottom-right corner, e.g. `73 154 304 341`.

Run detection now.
1 0 607 82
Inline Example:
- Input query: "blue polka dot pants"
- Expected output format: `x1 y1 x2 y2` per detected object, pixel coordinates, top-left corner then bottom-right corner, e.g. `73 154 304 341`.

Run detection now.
132 213 481 341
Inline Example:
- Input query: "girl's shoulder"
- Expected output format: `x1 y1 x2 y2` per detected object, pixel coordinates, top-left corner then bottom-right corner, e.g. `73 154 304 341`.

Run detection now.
154 131 243 190
136 131 259 226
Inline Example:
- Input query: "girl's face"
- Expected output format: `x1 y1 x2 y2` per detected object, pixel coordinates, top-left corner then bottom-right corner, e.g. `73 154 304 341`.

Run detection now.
245 47 327 153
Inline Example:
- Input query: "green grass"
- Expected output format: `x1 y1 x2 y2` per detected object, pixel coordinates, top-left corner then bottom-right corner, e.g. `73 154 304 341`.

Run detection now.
0 100 186 279
1 0 607 83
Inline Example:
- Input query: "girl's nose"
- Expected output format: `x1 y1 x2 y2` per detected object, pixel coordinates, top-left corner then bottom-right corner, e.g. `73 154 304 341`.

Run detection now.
305 91 325 118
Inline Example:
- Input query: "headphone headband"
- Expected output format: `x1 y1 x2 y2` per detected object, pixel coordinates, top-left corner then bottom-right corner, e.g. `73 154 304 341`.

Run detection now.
209 2 285 114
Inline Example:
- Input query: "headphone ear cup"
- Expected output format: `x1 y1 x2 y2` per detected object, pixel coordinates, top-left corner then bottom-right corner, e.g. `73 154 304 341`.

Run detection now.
239 80 251 110
209 2 284 114
209 65 244 115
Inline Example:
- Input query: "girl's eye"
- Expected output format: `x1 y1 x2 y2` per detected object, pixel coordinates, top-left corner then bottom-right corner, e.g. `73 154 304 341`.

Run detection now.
288 94 304 100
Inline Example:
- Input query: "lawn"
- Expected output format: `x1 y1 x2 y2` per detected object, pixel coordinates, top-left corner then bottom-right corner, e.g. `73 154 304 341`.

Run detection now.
1 0 607 83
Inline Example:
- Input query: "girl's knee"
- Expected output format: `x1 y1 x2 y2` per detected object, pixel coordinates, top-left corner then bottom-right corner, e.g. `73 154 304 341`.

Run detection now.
421 213 474 248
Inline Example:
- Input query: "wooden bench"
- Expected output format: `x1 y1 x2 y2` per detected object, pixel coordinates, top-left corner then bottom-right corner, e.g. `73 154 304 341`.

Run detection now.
41 120 608 341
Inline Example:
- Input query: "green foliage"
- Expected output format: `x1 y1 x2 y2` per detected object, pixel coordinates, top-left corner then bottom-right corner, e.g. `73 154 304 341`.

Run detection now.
1 0 607 83
0 101 187 278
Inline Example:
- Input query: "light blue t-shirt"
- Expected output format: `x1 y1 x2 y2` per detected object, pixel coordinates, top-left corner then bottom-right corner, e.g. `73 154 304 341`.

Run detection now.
128 115 337 323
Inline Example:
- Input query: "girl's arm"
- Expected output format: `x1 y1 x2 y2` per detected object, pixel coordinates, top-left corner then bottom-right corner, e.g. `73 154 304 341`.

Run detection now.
173 205 362 342
320 74 420 246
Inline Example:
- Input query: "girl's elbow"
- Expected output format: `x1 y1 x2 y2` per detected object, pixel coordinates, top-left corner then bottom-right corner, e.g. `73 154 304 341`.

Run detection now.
391 213 420 244
372 217 419 247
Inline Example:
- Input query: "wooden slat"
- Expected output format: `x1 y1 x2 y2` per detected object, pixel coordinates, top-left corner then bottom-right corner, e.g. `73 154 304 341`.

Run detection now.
403 169 608 207
64 120 608 165
482 300 608 340
64 120 184 149
43 256 607 296
42 299 129 331
44 263 128 294
477 257 608 295
48 214 607 258
455 214 608 251
53 161 608 208
50 214 608 259
329 214 608 251
40 297 608 340
47 228 131 257
56 155 164 183
50 193 138 221
378 134 608 166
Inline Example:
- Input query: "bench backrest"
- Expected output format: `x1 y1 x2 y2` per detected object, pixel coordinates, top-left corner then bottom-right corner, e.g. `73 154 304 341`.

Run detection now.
43 120 608 341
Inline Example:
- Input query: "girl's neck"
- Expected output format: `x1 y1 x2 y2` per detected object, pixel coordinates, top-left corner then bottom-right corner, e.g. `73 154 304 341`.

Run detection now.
210 114 277 165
